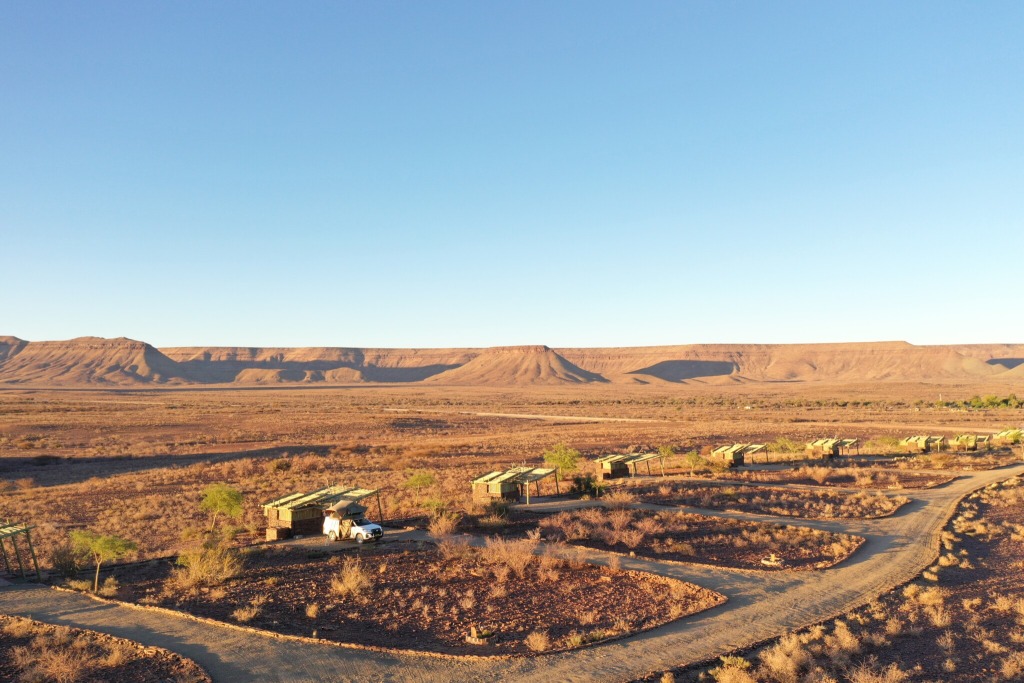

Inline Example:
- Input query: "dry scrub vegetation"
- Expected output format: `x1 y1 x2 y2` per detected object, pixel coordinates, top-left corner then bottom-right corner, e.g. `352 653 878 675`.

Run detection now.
114 541 723 655
0 614 209 683
537 508 862 570
647 476 1024 683
693 465 952 490
637 482 910 519
0 388 1017 564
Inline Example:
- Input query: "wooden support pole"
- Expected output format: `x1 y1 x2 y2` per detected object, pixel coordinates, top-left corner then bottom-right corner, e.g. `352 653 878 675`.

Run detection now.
554 473 560 496
659 457 665 477
524 483 530 505
0 538 11 575
646 461 652 476
11 535 26 578
376 492 385 524
24 530 41 582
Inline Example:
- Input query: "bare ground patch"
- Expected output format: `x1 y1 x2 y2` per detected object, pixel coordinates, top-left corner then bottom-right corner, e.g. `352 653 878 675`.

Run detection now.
0 613 210 683
635 481 910 519
106 541 723 656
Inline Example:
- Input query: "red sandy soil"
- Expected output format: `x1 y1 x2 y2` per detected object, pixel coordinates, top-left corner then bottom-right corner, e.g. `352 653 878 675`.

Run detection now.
681 466 954 490
846 450 1022 471
0 614 210 683
651 476 1024 682
535 508 863 571
637 482 910 519
112 541 723 656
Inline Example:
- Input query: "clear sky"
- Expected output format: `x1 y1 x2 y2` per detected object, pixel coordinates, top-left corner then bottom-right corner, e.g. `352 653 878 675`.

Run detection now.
2 2 1022 348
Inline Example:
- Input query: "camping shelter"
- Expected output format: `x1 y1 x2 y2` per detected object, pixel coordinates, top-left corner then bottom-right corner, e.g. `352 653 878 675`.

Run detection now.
595 453 665 479
262 485 382 539
900 436 945 454
805 438 859 459
712 444 765 467
0 522 41 581
472 466 558 504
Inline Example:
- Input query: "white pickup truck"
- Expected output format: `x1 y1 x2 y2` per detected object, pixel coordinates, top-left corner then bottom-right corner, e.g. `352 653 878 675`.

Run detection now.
323 515 383 544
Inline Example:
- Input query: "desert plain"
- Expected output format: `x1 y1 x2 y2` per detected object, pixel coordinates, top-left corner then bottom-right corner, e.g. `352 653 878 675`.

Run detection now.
1 336 1023 682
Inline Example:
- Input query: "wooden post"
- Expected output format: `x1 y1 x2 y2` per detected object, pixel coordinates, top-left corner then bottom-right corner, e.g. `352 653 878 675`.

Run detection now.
646 460 652 476
554 473 560 496
375 492 385 524
0 538 11 575
524 482 530 505
659 457 665 477
11 535 26 578
24 530 41 582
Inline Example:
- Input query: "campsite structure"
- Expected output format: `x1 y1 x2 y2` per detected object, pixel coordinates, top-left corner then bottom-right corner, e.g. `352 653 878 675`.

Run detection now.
471 466 558 504
0 522 40 581
805 438 859 459
950 434 990 451
595 452 665 479
900 435 946 454
712 444 765 467
262 485 382 540
993 429 1023 446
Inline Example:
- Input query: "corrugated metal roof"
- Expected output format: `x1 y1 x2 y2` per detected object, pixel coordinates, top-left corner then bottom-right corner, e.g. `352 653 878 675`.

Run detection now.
472 467 557 485
262 485 378 511
596 453 662 466
0 523 33 540
713 444 765 457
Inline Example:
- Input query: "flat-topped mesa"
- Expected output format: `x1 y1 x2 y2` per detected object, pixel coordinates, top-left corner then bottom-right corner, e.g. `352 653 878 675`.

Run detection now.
0 336 184 385
479 345 552 353
2 336 1023 386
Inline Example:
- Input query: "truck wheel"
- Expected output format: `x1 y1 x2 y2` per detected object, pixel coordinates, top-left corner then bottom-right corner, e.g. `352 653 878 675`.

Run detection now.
356 534 366 544
328 531 337 542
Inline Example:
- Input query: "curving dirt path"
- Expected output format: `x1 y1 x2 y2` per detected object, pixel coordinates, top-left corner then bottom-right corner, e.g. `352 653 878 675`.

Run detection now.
1 464 1021 683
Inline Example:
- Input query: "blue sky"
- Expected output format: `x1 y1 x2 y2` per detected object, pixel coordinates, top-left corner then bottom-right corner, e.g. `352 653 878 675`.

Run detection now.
2 2 1022 348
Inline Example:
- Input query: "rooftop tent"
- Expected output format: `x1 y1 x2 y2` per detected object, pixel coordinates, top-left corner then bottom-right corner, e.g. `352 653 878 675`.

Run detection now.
471 466 558 504
0 522 41 581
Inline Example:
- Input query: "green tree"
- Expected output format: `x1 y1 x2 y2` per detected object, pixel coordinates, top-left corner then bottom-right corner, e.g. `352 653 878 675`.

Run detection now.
685 450 704 475
201 483 244 532
70 530 137 592
542 442 580 477
403 471 436 489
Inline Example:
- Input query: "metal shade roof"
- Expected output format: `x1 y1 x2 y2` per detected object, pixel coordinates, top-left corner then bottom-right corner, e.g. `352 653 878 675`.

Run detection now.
713 444 765 457
262 485 379 511
595 453 662 466
472 467 557 485
0 523 33 540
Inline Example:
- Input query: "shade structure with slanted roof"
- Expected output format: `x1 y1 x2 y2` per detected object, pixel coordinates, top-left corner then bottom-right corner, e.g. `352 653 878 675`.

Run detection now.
595 452 665 480
805 438 859 459
471 466 558 505
0 522 41 581
900 436 946 454
993 429 1023 445
951 434 982 452
262 485 382 538
711 444 765 467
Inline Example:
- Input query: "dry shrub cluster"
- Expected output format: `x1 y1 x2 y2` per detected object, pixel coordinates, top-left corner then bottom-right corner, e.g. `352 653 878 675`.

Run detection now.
538 508 861 569
640 482 909 519
168 543 243 593
330 556 371 597
680 475 1024 683
0 614 209 683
